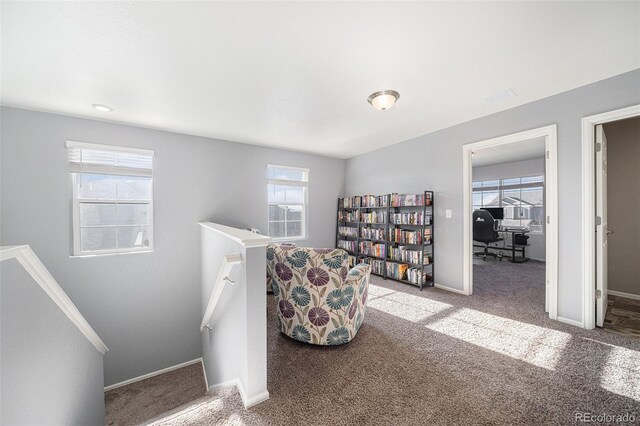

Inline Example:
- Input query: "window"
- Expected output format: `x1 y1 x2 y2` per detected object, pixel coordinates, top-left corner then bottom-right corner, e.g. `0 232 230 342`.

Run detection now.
473 175 544 232
267 164 308 240
67 141 154 255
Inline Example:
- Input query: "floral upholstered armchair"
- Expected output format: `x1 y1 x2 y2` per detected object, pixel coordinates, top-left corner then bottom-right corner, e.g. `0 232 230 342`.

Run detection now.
267 243 371 345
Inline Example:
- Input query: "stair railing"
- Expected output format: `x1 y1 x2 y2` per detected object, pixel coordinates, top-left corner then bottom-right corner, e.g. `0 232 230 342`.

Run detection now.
200 253 242 332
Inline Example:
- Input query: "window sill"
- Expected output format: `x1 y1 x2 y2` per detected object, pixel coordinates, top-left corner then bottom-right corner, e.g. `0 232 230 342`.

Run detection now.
70 249 154 259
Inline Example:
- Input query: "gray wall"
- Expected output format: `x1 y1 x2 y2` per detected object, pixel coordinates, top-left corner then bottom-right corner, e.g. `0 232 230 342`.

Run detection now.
472 158 545 181
345 69 640 323
0 107 346 386
473 158 546 261
603 117 640 296
1 258 105 425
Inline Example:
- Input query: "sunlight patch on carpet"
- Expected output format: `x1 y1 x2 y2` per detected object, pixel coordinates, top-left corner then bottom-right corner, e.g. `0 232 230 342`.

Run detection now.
147 397 227 425
425 308 571 370
599 343 640 401
367 284 453 323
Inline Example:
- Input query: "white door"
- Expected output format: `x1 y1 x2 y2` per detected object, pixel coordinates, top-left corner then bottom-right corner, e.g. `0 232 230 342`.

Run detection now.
595 124 608 327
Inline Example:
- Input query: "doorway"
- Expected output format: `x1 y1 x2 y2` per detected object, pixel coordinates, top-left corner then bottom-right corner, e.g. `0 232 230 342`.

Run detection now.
462 125 558 320
581 105 640 330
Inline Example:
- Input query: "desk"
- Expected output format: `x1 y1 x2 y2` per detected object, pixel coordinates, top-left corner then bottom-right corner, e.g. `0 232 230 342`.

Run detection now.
500 229 530 263
473 229 530 263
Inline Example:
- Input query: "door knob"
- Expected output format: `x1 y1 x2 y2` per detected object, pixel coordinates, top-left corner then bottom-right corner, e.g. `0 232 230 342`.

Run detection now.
607 230 614 235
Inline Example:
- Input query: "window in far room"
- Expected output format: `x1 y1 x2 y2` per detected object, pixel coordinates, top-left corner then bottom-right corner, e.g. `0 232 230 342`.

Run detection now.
472 175 544 232
67 141 154 256
267 164 308 240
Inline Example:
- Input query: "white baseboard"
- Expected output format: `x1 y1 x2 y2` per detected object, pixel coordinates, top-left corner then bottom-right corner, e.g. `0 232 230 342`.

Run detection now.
208 377 269 408
557 316 583 328
104 358 203 391
608 290 640 301
434 283 468 295
244 390 270 408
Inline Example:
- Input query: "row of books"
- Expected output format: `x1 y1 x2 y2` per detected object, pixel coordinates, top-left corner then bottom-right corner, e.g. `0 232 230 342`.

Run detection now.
348 255 358 268
361 212 386 224
338 229 432 244
388 228 431 245
389 211 431 225
337 239 357 253
361 195 389 208
388 246 429 265
359 241 386 258
406 267 428 285
338 210 360 222
360 227 386 241
339 197 360 209
339 192 433 208
363 258 385 275
338 226 358 237
385 261 428 284
386 261 410 281
390 192 433 207
339 244 432 265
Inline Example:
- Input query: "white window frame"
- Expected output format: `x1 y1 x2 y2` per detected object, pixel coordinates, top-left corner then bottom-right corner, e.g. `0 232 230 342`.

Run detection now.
67 141 154 256
267 164 308 241
472 174 545 234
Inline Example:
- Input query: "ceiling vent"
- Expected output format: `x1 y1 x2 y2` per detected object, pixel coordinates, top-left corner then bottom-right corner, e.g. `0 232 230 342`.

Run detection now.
483 89 517 103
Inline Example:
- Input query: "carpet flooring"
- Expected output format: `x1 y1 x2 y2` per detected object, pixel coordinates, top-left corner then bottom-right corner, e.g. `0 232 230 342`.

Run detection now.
105 260 640 425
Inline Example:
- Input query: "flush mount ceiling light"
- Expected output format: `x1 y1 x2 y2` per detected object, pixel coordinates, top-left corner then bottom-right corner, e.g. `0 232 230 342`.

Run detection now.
367 90 400 111
92 103 113 112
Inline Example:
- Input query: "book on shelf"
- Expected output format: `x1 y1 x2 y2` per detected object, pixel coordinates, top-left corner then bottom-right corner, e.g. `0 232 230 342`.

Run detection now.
388 227 423 244
424 228 432 244
338 196 362 209
389 211 428 225
358 241 386 258
347 255 358 268
364 257 385 275
338 226 358 237
388 245 428 265
360 226 386 240
361 211 386 224
390 193 424 207
361 194 389 208
338 210 360 222
337 239 357 253
406 267 427 285
386 261 410 280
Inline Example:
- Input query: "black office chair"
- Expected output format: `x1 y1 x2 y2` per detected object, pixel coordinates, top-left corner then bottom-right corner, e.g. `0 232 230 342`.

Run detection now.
473 210 503 261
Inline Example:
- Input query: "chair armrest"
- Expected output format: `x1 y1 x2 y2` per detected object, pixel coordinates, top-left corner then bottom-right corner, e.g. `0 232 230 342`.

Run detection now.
345 263 371 285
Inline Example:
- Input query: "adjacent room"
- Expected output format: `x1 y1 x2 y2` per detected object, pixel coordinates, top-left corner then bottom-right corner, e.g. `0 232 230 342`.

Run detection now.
1 1 639 425
599 116 640 337
471 136 548 317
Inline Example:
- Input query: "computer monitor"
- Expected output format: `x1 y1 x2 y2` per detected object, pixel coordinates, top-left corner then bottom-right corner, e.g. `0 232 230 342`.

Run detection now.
482 207 504 220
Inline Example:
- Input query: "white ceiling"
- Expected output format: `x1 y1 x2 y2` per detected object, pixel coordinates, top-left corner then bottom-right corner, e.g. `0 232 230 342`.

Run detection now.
472 136 546 167
2 2 639 159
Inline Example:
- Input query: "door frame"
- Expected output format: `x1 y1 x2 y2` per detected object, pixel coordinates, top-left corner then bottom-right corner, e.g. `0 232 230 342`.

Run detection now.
581 104 640 329
462 125 558 320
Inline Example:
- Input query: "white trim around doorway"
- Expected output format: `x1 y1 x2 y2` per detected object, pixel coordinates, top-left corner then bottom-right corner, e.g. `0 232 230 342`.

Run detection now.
581 104 640 330
462 125 558 321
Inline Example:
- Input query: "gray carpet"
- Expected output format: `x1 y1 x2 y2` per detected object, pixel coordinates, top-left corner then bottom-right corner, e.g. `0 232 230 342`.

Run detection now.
106 260 640 425
105 362 207 425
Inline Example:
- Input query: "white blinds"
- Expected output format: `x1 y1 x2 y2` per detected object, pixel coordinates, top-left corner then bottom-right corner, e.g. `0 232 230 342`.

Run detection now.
66 141 153 177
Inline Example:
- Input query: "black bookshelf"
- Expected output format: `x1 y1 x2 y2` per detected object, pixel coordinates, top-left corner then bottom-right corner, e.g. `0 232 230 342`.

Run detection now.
336 192 434 290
